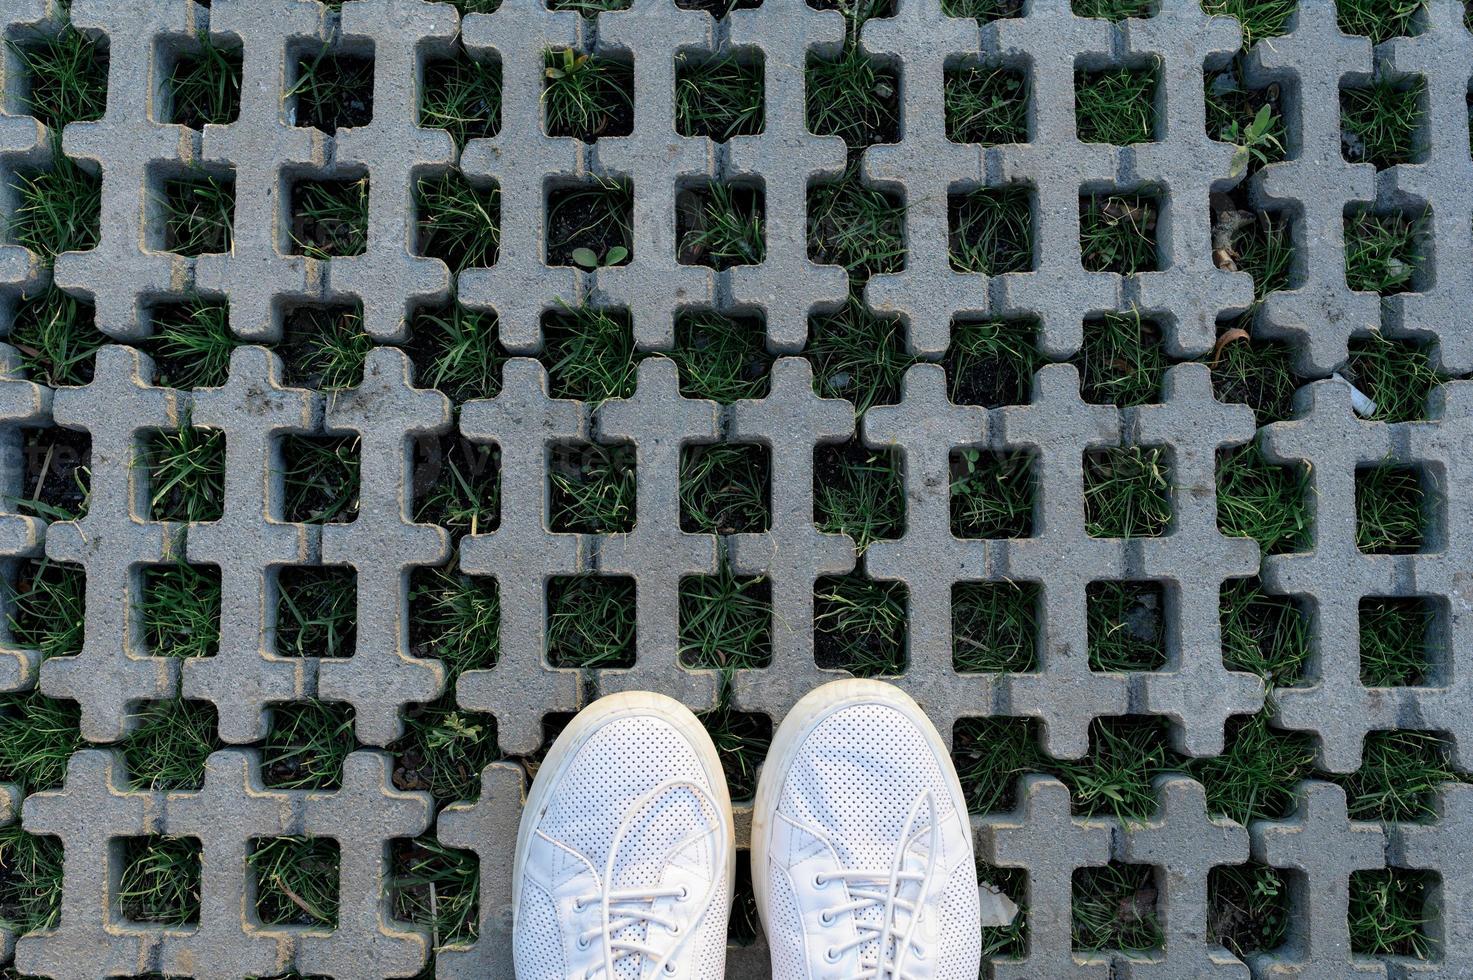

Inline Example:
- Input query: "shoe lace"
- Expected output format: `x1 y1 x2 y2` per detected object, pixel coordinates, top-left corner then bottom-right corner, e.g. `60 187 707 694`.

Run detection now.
816 790 941 980
576 778 724 980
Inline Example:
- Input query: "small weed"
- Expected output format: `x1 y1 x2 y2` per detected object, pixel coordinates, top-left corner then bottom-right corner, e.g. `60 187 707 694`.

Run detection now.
1334 730 1457 823
0 824 63 933
1080 194 1159 274
117 836 201 924
9 288 103 387
1342 79 1424 169
675 53 763 140
281 435 360 524
1208 333 1299 424
678 565 772 670
546 575 636 668
679 443 770 534
413 436 501 538
146 424 225 522
1207 863 1290 957
1349 869 1435 958
813 442 905 552
392 837 479 948
408 566 500 680
949 186 1033 275
1075 310 1164 406
250 835 339 926
678 183 765 269
1336 0 1425 44
10 27 108 129
276 566 356 659
1359 597 1436 687
261 700 355 790
542 49 633 140
166 34 242 128
408 304 506 403
1219 578 1309 687
944 65 1027 144
0 691 83 793
1053 717 1180 822
1072 863 1162 953
416 172 500 273
148 301 240 389
1192 711 1316 824
1087 581 1165 672
279 305 371 391
142 562 221 659
6 558 85 661
813 574 907 676
1076 66 1158 145
698 696 772 799
1344 209 1423 295
1216 444 1311 555
391 697 499 803
806 48 898 147
288 47 373 131
1355 465 1424 554
952 582 1038 673
807 164 906 279
546 180 633 269
549 441 636 533
671 311 772 404
290 177 370 259
950 449 1034 539
1345 334 1445 423
943 318 1041 407
421 52 502 148
806 299 912 414
120 698 220 790
1206 70 1287 175
10 157 102 262
1083 446 1171 538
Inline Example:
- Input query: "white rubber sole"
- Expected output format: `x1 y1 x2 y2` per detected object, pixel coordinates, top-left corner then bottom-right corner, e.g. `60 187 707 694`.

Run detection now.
510 690 736 942
748 679 972 947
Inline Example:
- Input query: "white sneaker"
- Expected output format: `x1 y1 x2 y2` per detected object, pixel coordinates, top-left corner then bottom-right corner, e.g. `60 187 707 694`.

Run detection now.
512 692 735 980
752 680 982 980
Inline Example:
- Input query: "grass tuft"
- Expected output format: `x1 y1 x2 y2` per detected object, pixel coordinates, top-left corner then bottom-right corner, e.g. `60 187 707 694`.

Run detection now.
1086 581 1165 672
262 700 355 790
148 301 240 389
1202 0 1298 44
1216 444 1311 555
1355 465 1424 554
9 288 103 388
949 186 1032 275
120 698 220 791
166 34 241 128
546 575 636 667
679 443 770 534
952 717 1038 813
276 566 356 659
416 172 500 273
142 562 221 658
549 441 636 533
546 179 633 269
678 184 765 269
671 312 772 404
393 837 480 948
1080 194 1158 274
1072 863 1162 953
1052 717 1179 822
807 165 906 280
1334 730 1457 823
1083 446 1171 538
1219 578 1309 687
813 442 904 553
950 449 1034 539
282 435 360 524
943 319 1040 408
391 697 499 804
952 581 1038 673
1076 66 1158 145
1345 334 1445 423
542 49 633 140
160 174 235 255
250 835 339 926
1341 79 1424 170
408 565 500 681
1335 0 1425 44
117 836 201 924
1075 310 1163 406
414 436 501 539
147 424 225 522
290 177 369 259
675 53 763 140
421 53 502 148
806 300 912 414
1344 209 1423 296
1359 597 1435 687
10 157 101 262
813 574 907 676
409 305 506 404
944 66 1027 144
1208 334 1299 424
678 564 772 670
10 27 108 130
1349 869 1435 958
280 306 371 391
1191 711 1315 824
699 695 772 799
0 824 63 934
6 558 85 661
288 48 373 131
1208 863 1290 957
0 691 83 793
1071 0 1155 18
806 48 898 148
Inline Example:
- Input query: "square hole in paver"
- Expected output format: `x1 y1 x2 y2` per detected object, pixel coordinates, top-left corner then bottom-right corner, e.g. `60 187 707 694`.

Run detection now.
281 434 360 524
142 563 221 659
806 48 900 148
1207 863 1291 958
672 310 773 404
144 426 224 523
1355 465 1427 554
250 835 340 927
807 302 910 414
952 581 1039 673
1075 310 1165 406
941 0 1025 17
943 318 1041 408
1349 869 1436 959
699 700 773 800
675 50 764 140
546 179 634 269
120 698 222 791
807 169 906 280
1204 64 1287 166
1084 446 1171 538
541 305 638 401
1346 334 1446 424
12 28 109 130
408 304 507 404
262 700 355 789
289 176 370 259
421 49 502 148
949 185 1033 275
950 449 1035 539
1073 862 1162 953
407 567 501 677
1087 581 1167 672
391 696 501 803
117 835 201 925
679 568 772 670
1080 192 1161 274
1342 730 1458 823
1341 78 1424 169
814 574 907 677
289 46 374 131
977 864 1029 956
1215 446 1312 556
6 557 85 660
1220 577 1310 687
952 716 1039 813
10 159 101 271
550 440 636 533
678 181 766 268
1359 596 1441 687
1076 62 1159 145
1209 328 1301 425
17 426 91 522
148 300 238 390
415 170 501 273
1073 0 1155 17
162 36 242 128
813 442 905 553
1344 207 1424 296
158 173 235 256
391 837 480 946
276 566 357 660
547 575 637 668
542 48 633 140
279 304 371 391
680 443 771 534
413 432 502 538
944 63 1028 144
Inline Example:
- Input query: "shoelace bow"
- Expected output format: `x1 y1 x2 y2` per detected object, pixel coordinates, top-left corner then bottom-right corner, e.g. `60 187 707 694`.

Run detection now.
816 790 942 980
576 778 724 980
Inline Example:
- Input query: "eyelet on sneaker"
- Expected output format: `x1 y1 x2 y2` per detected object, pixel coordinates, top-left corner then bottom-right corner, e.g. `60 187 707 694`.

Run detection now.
676 885 689 901
825 947 841 964
663 964 678 975
819 910 835 925
812 873 827 888
577 936 591 951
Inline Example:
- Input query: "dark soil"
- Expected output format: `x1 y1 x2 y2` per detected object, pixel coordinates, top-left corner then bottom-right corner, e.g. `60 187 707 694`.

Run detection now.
19 427 90 520
675 0 761 12
545 185 632 267
293 53 374 131
942 327 1036 408
278 305 363 390
676 185 765 269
